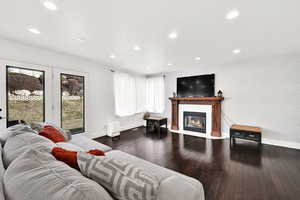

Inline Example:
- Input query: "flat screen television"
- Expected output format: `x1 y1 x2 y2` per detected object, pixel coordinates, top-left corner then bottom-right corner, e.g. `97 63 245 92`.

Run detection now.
177 74 215 97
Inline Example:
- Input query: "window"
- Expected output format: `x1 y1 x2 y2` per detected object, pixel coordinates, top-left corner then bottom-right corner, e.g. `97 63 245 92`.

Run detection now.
113 72 164 116
61 74 85 134
6 66 45 127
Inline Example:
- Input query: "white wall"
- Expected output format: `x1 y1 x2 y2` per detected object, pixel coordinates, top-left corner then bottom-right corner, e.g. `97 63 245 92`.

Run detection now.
0 38 144 138
164 56 300 147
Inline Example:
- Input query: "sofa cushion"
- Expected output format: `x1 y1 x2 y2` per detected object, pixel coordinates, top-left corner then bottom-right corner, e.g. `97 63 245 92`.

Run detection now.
158 176 202 200
4 149 114 200
70 134 112 152
0 124 37 146
106 150 205 200
56 142 84 151
3 131 56 167
77 152 160 200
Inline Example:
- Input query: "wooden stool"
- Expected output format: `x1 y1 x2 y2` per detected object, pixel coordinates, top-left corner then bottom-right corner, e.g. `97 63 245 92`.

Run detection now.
145 117 168 135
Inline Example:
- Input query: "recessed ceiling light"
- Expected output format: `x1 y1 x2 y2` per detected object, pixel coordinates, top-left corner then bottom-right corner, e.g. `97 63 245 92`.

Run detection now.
43 1 58 11
226 10 240 20
169 32 178 39
195 57 201 61
133 45 141 51
28 28 40 35
233 49 241 54
167 63 173 66
110 54 116 59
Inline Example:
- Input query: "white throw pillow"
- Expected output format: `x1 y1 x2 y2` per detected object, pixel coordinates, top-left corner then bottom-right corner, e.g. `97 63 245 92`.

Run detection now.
4 149 114 200
56 142 84 151
3 132 56 168
77 152 160 200
158 176 202 200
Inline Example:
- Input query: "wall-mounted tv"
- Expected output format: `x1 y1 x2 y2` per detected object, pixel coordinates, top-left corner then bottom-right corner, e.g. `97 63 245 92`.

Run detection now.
177 74 215 97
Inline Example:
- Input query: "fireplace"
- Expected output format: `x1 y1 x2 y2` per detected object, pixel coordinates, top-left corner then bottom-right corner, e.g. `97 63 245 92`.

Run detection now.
183 111 206 133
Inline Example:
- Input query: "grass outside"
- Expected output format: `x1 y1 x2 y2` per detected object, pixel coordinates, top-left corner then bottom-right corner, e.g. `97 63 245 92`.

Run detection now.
9 98 84 130
62 98 84 130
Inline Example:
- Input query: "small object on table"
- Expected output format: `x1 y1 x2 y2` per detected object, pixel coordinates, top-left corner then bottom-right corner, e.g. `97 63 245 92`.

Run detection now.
217 90 223 97
143 112 150 120
230 124 262 148
145 117 168 135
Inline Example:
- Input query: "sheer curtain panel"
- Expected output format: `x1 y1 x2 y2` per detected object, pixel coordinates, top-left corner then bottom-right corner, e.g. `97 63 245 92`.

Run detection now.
113 73 137 116
146 76 165 113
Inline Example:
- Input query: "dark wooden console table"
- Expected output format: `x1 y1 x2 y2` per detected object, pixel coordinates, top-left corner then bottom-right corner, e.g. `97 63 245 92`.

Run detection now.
230 124 262 148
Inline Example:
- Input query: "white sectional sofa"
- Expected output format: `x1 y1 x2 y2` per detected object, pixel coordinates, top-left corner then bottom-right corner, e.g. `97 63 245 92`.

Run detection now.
0 126 205 200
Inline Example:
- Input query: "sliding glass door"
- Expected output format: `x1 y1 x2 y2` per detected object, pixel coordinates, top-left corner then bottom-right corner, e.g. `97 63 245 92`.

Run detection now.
60 73 85 134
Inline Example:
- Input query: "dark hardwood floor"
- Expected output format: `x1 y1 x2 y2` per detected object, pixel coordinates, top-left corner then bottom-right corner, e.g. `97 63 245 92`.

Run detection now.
95 127 300 200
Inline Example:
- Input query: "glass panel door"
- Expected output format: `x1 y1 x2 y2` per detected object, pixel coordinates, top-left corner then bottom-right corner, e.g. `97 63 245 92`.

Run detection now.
61 73 85 134
0 62 6 130
6 66 45 126
0 60 52 130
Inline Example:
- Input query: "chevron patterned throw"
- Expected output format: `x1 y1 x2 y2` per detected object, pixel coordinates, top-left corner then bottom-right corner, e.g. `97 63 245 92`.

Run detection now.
77 152 159 200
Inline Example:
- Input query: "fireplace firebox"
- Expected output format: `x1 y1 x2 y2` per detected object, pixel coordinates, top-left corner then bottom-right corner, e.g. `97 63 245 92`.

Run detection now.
183 111 206 133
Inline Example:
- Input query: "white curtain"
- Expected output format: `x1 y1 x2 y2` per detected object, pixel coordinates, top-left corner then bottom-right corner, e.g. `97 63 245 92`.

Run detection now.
135 76 147 113
114 73 164 116
146 76 165 113
113 73 137 116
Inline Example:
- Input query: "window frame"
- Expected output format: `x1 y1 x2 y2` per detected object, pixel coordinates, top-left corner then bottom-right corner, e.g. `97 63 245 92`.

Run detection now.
60 73 85 134
6 65 46 127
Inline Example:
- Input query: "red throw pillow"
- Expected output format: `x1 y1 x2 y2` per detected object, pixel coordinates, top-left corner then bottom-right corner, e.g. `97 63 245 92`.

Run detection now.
52 147 79 169
52 147 105 170
39 126 66 143
87 149 105 156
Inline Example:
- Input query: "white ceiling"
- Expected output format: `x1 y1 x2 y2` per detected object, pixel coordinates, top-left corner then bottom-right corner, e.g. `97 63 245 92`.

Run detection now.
0 0 299 74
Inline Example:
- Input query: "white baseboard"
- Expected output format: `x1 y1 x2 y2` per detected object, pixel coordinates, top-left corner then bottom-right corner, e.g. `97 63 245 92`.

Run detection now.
120 121 144 133
262 138 300 150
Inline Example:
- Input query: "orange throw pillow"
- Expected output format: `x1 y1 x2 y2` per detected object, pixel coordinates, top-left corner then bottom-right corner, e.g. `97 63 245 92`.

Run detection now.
52 147 105 170
39 126 66 143
52 147 79 169
87 149 105 156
